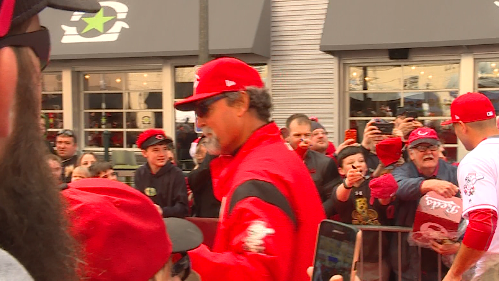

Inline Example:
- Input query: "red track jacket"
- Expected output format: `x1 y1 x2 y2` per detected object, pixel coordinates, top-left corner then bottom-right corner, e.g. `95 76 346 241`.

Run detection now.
189 122 325 281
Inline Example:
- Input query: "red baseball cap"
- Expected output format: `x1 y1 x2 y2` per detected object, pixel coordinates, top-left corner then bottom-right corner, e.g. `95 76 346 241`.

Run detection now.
407 127 440 148
441 92 496 125
174 57 264 111
62 179 203 281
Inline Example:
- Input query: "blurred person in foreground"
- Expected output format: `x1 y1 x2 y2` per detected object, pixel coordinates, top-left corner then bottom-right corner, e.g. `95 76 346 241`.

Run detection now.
442 93 499 281
175 57 325 281
63 178 203 281
0 0 100 279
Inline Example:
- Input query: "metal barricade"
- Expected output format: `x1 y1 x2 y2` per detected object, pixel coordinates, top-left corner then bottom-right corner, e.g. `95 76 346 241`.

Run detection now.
355 225 444 281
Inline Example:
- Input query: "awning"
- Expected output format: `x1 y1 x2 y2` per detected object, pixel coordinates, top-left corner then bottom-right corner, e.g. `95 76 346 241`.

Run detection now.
320 0 499 52
40 0 269 59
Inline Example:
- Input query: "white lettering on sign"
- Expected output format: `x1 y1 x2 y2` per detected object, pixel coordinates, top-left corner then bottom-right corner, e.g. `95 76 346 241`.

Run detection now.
425 196 461 214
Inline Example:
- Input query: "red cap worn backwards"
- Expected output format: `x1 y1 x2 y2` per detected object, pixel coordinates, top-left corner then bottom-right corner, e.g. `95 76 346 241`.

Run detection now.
174 57 264 111
441 92 496 125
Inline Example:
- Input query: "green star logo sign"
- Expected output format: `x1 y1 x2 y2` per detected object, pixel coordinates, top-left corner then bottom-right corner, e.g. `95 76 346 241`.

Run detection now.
61 1 129 44
81 9 116 34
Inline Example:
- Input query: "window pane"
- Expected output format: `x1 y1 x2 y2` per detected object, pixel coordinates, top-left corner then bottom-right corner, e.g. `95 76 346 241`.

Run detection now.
175 81 193 99
403 64 459 90
480 91 499 114
175 122 198 171
42 94 63 110
126 92 162 110
126 112 162 129
42 112 63 129
83 73 124 91
126 131 141 148
477 61 499 88
403 91 456 117
350 66 402 91
349 66 364 91
42 73 62 92
175 110 196 124
85 112 124 129
85 131 124 148
349 92 401 117
127 72 162 90
84 93 123 110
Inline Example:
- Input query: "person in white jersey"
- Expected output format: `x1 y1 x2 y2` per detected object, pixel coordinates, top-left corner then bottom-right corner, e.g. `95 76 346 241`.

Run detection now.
442 92 499 281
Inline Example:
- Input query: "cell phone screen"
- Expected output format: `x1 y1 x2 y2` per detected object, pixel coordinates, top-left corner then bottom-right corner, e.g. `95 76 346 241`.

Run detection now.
312 222 358 281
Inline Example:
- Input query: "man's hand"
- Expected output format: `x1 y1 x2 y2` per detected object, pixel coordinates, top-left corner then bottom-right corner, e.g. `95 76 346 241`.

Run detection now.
361 121 380 150
336 139 357 155
421 179 458 198
430 240 460 255
307 267 343 281
397 118 422 139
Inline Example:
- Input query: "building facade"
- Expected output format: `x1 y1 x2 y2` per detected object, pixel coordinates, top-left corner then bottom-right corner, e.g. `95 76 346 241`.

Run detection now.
42 0 499 164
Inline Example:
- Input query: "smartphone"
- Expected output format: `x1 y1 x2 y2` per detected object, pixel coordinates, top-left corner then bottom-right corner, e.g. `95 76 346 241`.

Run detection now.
375 122 394 135
344 129 357 142
311 220 362 281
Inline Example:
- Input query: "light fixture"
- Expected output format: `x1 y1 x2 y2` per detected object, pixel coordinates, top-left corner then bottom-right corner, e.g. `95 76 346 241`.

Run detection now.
492 63 497 68
143 82 148 85
411 66 416 70
496 73 499 77
428 75 433 79
352 72 357 77
144 74 148 77
84 74 90 79
494 69 499 73
115 78 121 83
364 77 370 81
420 71 425 75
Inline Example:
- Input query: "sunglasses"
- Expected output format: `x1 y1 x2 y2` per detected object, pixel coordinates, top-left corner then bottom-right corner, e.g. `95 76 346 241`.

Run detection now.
194 93 228 118
412 144 439 152
57 129 75 137
171 252 191 281
0 26 50 70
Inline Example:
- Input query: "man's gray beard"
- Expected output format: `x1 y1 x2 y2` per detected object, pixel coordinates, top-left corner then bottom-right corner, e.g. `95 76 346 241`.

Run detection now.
205 136 222 155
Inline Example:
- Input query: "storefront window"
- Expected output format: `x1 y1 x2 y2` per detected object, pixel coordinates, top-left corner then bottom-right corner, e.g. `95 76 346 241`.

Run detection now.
173 64 268 169
82 72 163 149
477 61 499 114
41 73 63 146
347 63 460 162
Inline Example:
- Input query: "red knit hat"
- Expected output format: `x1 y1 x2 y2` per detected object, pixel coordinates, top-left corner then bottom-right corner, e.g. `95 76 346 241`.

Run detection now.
62 179 202 281
369 173 398 205
376 137 403 167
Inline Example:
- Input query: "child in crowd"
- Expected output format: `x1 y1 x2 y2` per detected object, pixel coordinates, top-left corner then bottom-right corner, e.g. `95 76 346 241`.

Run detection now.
88 162 118 181
71 166 90 182
328 146 396 281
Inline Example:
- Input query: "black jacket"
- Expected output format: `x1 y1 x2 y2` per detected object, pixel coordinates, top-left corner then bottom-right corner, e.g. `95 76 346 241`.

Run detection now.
134 162 189 218
188 154 221 218
304 150 342 209
61 155 77 183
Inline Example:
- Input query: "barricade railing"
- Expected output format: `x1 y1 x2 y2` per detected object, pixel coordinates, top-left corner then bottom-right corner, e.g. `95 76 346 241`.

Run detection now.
355 225 444 281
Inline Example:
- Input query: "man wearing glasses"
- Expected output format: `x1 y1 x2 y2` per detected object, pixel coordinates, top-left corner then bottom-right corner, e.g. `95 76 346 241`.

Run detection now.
175 57 326 281
391 127 460 281
56 129 78 183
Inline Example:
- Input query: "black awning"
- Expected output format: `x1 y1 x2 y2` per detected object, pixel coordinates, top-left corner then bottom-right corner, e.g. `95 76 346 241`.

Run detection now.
40 0 269 59
320 0 499 52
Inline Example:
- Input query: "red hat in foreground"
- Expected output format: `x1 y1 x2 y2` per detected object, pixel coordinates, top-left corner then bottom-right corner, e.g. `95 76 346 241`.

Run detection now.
441 92 496 125
174 57 264 111
369 173 398 205
376 137 403 167
62 179 202 281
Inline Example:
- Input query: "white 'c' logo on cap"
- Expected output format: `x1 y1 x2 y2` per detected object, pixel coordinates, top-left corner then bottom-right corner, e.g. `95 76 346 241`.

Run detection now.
417 131 429 136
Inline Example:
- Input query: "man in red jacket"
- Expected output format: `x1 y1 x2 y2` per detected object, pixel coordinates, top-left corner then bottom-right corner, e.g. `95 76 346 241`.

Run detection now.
175 57 326 281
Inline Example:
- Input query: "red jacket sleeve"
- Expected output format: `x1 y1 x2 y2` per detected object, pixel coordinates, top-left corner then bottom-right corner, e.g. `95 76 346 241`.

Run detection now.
188 197 296 281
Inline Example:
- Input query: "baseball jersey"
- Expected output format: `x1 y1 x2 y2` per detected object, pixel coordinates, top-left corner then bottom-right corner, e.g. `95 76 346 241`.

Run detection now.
458 137 499 271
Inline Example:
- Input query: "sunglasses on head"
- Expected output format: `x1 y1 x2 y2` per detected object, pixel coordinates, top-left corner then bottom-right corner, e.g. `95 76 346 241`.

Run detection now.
171 252 191 281
0 26 50 70
57 129 75 137
194 93 228 118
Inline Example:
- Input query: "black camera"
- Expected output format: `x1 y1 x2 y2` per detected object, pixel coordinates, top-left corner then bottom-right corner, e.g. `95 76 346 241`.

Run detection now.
373 119 394 135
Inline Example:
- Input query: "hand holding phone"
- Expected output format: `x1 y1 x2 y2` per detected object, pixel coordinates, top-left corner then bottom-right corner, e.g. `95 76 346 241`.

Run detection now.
312 220 362 281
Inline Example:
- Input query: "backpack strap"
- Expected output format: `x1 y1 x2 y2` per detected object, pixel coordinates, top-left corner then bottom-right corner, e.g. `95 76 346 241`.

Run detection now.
228 180 297 227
